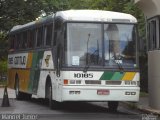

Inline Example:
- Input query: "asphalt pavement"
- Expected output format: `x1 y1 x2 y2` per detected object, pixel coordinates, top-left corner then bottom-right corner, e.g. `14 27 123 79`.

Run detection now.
0 87 159 120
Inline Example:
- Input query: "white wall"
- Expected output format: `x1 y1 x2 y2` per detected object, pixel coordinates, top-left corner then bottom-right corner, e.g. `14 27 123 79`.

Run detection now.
135 0 160 18
135 0 160 110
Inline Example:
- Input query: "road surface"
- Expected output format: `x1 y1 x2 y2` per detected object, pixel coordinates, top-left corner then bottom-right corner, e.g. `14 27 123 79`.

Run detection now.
0 88 158 120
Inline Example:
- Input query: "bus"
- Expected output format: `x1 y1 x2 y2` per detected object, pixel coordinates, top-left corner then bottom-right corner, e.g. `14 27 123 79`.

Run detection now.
8 10 140 110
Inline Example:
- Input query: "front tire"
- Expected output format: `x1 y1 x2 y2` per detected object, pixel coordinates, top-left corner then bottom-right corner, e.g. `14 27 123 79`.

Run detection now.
46 80 60 109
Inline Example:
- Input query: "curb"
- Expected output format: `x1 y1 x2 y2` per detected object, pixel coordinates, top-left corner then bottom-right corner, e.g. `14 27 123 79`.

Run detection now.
123 102 160 116
137 105 160 116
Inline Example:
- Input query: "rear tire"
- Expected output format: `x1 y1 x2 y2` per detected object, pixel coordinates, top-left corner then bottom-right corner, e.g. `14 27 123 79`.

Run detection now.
108 101 119 112
15 76 23 100
15 76 31 100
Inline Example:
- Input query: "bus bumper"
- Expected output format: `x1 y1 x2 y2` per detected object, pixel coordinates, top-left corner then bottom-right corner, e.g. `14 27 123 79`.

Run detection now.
61 86 140 102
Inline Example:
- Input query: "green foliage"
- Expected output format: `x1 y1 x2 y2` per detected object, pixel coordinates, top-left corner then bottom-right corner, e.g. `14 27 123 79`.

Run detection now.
0 60 7 74
0 32 8 60
0 0 45 31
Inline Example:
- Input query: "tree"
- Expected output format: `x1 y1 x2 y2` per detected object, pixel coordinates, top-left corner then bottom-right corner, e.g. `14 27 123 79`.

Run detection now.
0 0 45 31
0 32 8 60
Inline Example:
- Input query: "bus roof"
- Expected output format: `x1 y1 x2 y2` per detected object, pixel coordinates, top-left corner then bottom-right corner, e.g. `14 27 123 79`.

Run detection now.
10 10 137 33
56 10 137 23
10 15 54 33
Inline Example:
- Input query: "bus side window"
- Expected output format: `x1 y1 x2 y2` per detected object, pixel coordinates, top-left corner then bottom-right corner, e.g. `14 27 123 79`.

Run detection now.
54 19 63 46
14 35 18 50
9 35 15 51
22 31 27 49
17 33 22 49
45 23 53 46
28 29 35 49
36 27 43 47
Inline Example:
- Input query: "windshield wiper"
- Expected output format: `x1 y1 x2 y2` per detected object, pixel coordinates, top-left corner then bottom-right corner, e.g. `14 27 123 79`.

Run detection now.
83 35 100 73
83 49 99 72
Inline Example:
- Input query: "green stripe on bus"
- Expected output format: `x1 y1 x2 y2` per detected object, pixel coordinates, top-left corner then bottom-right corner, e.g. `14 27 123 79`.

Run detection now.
28 51 44 93
110 72 124 80
100 71 114 80
100 71 125 80
28 52 38 93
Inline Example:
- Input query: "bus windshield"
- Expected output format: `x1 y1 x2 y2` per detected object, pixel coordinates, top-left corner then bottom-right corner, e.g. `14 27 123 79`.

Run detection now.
64 23 137 68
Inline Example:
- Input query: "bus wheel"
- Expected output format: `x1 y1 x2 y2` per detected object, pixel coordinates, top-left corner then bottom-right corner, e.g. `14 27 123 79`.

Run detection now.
15 76 31 100
108 101 119 112
15 76 23 100
47 81 60 109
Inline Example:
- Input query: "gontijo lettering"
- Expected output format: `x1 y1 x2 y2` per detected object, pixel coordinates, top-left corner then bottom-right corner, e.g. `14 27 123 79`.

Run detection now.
8 56 26 65
8 53 28 68
14 56 26 65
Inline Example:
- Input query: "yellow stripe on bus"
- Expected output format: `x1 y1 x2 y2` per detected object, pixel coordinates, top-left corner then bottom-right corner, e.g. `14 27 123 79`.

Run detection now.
122 72 136 81
26 52 33 68
8 69 30 92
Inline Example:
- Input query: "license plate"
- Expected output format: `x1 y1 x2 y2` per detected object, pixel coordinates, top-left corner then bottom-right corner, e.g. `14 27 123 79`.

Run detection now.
97 89 110 95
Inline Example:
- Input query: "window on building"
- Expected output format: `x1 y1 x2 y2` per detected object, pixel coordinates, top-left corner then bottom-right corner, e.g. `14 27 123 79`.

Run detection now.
148 17 160 51
9 35 16 50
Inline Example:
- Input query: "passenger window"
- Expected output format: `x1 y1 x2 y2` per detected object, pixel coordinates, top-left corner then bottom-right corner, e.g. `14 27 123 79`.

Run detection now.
17 33 22 49
36 27 43 47
54 19 63 46
22 31 27 49
45 23 53 46
28 30 35 48
9 35 16 50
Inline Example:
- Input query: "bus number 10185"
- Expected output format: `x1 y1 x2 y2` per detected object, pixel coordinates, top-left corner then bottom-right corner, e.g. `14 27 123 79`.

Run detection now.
74 73 93 78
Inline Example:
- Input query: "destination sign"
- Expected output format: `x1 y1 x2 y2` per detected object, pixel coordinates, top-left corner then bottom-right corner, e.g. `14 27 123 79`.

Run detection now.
8 53 28 68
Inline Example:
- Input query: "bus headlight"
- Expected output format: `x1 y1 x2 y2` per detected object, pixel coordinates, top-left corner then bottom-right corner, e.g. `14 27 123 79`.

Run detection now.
124 81 139 86
70 80 76 84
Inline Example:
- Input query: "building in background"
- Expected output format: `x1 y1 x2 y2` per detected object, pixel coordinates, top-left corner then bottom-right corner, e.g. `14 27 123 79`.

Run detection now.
135 0 160 110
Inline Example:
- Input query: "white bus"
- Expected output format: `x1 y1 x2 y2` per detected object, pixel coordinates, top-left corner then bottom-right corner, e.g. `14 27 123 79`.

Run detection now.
8 10 140 111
